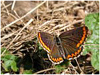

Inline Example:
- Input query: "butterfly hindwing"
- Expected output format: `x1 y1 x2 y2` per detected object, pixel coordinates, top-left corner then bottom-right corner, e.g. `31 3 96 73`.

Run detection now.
48 44 63 64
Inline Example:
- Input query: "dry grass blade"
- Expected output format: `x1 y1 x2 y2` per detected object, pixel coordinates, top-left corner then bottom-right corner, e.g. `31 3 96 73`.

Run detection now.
59 20 83 31
34 68 55 74
38 19 61 29
70 62 79 74
2 3 12 10
2 1 10 15
11 0 16 10
1 30 18 40
75 59 84 74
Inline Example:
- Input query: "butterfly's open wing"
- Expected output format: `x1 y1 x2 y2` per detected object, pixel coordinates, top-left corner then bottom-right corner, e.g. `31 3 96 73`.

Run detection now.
38 32 63 64
38 32 54 53
59 26 88 60
47 44 64 64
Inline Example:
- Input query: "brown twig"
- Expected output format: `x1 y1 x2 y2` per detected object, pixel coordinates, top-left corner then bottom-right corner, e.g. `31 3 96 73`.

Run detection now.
70 62 79 74
59 19 83 31
11 0 16 10
75 59 84 74
34 68 55 74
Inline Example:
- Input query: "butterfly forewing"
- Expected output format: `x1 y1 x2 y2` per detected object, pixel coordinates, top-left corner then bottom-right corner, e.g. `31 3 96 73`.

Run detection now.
38 32 63 64
59 26 88 59
38 32 55 53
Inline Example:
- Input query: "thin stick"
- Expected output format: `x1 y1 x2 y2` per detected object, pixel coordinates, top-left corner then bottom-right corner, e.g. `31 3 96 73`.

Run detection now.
1 1 46 31
49 23 66 32
34 68 55 74
1 11 18 20
46 0 49 10
75 58 84 74
13 10 24 23
2 3 12 10
59 20 83 31
11 0 16 10
70 62 79 74
2 0 10 15
38 19 61 29
1 30 18 40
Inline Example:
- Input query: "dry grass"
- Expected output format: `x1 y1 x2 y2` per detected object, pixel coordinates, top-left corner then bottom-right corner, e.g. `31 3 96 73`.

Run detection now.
1 1 99 74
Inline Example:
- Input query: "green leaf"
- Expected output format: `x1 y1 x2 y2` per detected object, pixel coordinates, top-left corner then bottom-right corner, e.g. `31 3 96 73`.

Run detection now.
2 60 12 71
1 47 10 54
54 60 69 73
91 51 99 70
11 61 18 72
1 55 12 61
39 45 43 50
23 70 33 74
83 13 99 55
2 59 18 72
85 13 99 30
84 13 99 71
82 45 99 55
54 65 65 74
10 55 18 60
1 54 18 62
1 52 19 72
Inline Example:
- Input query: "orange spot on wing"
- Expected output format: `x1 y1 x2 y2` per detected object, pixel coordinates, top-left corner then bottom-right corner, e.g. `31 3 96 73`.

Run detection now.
59 57 63 61
76 26 86 48
67 55 72 59
75 52 78 56
52 58 55 61
77 48 81 54
66 47 82 59
83 26 86 31
80 40 83 44
78 50 80 53
76 43 80 48
58 57 63 62
71 53 74 57
51 57 63 62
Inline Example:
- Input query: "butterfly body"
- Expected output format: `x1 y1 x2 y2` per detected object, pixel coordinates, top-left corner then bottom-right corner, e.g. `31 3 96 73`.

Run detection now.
38 26 88 64
54 36 66 59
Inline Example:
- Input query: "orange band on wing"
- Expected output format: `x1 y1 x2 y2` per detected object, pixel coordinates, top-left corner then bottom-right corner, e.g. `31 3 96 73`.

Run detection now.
51 57 63 62
38 32 51 52
67 47 82 59
76 26 87 48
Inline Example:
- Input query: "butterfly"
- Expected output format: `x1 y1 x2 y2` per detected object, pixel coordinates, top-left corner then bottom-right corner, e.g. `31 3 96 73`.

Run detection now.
38 26 88 64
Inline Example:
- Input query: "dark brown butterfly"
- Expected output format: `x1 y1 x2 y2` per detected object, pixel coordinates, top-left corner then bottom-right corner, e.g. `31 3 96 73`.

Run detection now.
38 26 88 64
